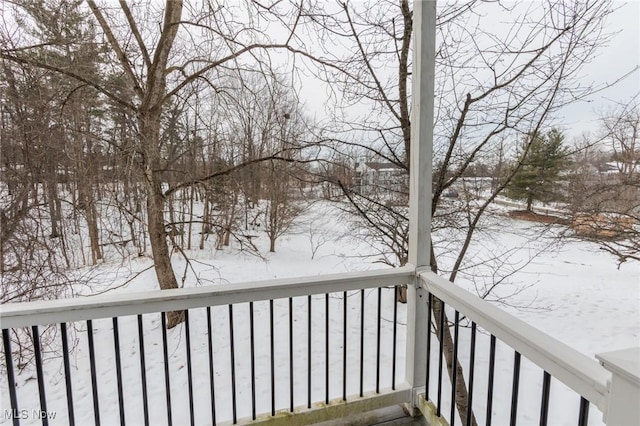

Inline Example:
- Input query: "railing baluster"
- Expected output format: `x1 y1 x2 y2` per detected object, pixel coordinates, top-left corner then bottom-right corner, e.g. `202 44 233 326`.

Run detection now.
249 302 256 420
392 286 398 391
137 315 149 426
359 289 365 398
539 371 551 426
2 329 19 426
112 318 125 426
578 397 590 426
270 299 276 416
32 326 48 426
325 293 330 404
450 311 460 425
486 334 496 426
86 320 101 426
466 322 477 426
185 311 194 426
161 313 172 426
343 291 348 401
376 287 382 394
229 305 237 424
425 292 432 400
510 351 521 426
436 298 445 417
289 297 294 412
60 323 75 426
308 295 312 409
206 307 216 425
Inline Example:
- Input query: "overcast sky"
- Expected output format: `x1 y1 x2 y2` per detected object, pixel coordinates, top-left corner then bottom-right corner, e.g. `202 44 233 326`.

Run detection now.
295 1 640 142
559 0 640 139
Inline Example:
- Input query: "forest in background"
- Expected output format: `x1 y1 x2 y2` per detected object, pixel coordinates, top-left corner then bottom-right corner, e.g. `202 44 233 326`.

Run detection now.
2 1 637 305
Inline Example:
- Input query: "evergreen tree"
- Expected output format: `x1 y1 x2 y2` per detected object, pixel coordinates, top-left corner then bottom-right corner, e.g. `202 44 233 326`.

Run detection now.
507 129 570 211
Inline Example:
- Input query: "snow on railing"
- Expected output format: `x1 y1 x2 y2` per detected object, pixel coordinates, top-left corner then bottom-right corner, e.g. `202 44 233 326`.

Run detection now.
0 267 414 426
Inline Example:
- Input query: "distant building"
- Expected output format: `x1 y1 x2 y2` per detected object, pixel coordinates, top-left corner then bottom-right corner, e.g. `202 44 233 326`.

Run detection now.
354 161 407 198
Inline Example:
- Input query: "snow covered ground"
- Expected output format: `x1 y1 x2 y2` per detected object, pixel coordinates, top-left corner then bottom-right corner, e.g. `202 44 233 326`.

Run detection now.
1 202 638 425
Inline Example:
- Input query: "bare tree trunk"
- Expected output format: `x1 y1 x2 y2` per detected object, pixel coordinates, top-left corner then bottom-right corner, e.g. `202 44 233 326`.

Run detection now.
187 186 193 250
432 298 479 426
80 184 102 264
167 193 178 246
269 234 276 253
200 191 210 250
88 200 102 263
76 118 103 264
223 191 237 247
146 176 184 328
45 175 61 238
267 198 279 253
397 285 408 303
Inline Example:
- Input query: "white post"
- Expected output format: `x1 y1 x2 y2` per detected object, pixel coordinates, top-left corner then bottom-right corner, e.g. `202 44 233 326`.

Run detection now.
596 347 640 425
405 0 436 413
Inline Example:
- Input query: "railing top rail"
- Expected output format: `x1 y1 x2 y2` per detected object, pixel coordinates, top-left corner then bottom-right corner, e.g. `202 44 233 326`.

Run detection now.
419 271 611 411
0 266 414 329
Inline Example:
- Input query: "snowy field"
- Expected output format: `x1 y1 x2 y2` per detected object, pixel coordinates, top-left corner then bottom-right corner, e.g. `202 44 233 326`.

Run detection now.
1 202 638 426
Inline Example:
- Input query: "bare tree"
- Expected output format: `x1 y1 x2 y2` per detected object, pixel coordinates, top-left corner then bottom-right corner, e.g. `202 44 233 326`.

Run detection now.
295 0 617 423
571 103 640 264
1 0 105 296
2 0 308 326
602 103 640 178
262 92 307 252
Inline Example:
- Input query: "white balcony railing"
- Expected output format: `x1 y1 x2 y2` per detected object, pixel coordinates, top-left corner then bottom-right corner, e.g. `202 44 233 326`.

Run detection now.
1 267 639 425
416 271 640 426
1 267 415 426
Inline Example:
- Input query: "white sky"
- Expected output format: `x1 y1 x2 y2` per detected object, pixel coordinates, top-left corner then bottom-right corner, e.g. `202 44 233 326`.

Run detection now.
559 0 640 138
295 1 640 141
6 0 635 143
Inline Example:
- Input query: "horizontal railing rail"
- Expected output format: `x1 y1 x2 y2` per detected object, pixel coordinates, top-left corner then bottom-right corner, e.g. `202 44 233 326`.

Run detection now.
0 266 415 329
419 271 609 410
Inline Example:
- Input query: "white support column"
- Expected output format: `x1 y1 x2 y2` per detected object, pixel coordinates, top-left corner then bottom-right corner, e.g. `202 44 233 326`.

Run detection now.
405 0 436 412
596 347 640 426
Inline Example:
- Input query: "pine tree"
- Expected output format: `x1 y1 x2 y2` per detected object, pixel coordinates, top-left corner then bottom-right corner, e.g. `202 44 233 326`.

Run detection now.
507 129 570 211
